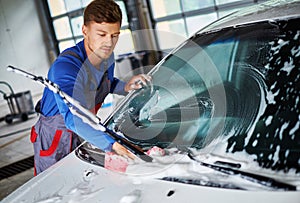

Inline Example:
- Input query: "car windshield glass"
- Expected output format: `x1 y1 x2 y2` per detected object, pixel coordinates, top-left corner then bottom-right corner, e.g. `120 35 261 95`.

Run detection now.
105 18 299 173
108 22 274 149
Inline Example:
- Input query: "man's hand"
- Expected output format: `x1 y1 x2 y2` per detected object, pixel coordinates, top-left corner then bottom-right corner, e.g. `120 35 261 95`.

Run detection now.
112 142 135 160
124 74 152 92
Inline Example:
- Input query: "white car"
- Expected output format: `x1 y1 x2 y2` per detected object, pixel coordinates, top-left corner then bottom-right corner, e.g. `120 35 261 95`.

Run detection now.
3 0 300 202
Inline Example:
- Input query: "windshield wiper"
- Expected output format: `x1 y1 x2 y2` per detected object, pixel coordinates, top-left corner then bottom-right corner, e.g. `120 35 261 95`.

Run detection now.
187 152 297 191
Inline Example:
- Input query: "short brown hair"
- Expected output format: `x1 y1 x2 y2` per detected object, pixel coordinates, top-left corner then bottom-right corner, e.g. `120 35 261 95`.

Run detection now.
83 0 122 26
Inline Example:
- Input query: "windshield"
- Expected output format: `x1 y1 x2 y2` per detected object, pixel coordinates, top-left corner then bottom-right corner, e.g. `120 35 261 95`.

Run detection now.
105 18 299 173
76 17 300 183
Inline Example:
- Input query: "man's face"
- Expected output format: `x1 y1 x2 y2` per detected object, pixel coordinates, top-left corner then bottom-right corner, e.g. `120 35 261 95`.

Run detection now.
82 21 120 60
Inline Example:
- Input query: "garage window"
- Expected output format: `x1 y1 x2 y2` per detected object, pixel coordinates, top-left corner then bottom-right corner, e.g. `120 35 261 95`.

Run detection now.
149 0 268 50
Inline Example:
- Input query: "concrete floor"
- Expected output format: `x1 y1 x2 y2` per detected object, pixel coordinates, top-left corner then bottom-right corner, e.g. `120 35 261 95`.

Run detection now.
0 113 38 201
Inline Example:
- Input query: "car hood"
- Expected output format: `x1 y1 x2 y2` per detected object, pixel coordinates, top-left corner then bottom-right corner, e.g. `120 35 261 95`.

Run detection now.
2 148 300 203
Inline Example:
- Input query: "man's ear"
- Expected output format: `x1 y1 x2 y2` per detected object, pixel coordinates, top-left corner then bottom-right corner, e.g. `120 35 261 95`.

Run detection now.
82 25 87 38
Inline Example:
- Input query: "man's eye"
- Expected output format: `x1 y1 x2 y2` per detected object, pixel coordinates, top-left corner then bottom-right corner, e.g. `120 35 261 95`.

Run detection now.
112 34 119 38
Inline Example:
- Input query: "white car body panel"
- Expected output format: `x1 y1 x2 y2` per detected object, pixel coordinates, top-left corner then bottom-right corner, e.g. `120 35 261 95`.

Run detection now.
3 152 300 203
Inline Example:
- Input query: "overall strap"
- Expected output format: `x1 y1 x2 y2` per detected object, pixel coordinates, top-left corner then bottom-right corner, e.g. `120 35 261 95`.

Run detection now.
59 50 98 90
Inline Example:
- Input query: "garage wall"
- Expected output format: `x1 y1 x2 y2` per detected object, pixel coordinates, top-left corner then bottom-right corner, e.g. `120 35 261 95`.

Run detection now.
0 0 50 115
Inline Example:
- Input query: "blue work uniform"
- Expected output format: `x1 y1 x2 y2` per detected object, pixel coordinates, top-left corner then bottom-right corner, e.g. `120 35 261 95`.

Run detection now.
31 40 127 175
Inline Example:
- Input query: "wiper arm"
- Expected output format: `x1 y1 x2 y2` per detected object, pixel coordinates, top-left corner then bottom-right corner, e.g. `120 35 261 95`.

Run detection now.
187 153 297 191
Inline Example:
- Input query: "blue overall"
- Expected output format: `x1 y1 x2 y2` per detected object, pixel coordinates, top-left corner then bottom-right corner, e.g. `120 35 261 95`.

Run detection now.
31 40 127 175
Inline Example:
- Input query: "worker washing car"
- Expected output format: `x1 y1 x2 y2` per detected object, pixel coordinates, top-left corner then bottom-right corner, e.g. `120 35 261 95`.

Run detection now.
31 0 151 175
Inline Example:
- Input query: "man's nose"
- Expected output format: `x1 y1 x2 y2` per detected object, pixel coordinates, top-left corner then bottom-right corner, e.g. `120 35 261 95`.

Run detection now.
104 35 113 46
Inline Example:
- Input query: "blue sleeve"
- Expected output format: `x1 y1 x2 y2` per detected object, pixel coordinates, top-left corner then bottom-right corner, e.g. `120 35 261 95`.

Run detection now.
49 60 115 151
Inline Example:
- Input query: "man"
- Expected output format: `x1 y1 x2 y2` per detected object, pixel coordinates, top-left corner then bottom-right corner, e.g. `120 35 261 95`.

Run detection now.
31 0 151 175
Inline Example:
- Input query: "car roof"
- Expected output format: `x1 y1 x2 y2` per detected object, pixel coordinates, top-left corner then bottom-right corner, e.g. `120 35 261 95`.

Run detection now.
197 0 300 34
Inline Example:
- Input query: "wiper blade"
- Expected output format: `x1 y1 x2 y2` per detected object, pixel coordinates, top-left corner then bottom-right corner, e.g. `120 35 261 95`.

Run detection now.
187 153 297 191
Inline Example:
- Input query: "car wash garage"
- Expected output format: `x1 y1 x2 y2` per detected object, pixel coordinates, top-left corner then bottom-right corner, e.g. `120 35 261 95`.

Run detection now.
0 0 299 202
